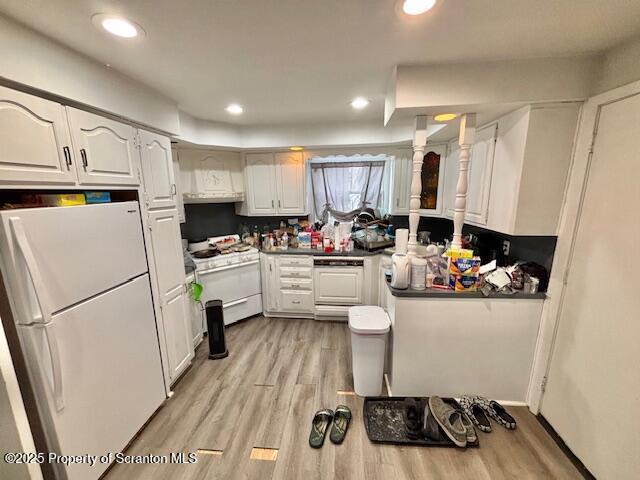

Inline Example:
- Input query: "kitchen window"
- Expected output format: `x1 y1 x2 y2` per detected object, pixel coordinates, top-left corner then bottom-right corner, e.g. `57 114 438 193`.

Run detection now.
310 154 387 223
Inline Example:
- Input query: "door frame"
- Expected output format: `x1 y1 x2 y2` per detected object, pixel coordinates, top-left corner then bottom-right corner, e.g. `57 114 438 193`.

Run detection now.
527 79 640 413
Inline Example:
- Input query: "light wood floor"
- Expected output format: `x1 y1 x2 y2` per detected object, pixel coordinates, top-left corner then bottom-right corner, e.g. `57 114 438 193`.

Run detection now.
104 316 580 480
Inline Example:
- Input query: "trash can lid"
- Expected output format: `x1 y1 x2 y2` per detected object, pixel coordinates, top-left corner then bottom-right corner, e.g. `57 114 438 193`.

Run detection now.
348 306 390 335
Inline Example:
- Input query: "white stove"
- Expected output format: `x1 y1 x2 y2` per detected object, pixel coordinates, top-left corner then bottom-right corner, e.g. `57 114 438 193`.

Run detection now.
191 235 262 326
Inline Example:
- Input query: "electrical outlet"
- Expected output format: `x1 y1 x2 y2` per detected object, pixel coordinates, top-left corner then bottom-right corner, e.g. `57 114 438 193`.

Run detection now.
502 240 511 256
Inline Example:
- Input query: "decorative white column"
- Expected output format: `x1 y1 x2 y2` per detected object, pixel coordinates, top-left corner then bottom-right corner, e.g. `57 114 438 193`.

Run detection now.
451 113 476 250
408 116 428 256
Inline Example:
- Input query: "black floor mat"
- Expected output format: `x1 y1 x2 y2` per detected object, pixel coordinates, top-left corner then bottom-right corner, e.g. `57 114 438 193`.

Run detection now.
363 396 479 447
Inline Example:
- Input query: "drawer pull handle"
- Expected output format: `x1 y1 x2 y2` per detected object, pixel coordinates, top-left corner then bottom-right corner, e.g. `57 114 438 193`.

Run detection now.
292 300 301 304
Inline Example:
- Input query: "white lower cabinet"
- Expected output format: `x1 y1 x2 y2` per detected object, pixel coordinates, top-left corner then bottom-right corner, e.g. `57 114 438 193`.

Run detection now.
261 254 315 315
313 267 363 305
186 273 203 347
280 290 314 313
147 209 194 385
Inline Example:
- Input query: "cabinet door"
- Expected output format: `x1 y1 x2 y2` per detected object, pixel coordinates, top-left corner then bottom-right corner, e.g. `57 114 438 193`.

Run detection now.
390 149 412 215
419 145 447 216
262 254 279 312
275 152 305 214
147 209 194 384
163 286 194 383
172 150 185 222
313 268 363 305
139 130 176 210
0 85 76 185
246 153 277 214
465 124 497 225
443 141 459 218
66 107 138 186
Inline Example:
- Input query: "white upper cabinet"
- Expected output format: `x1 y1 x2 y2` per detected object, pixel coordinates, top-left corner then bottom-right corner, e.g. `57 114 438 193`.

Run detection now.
389 145 447 216
237 151 305 216
139 130 176 210
275 152 305 214
66 107 139 186
178 149 244 203
486 104 580 235
0 85 76 185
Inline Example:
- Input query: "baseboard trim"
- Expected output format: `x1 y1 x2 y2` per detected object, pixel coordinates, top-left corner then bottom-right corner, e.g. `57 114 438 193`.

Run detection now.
537 414 595 480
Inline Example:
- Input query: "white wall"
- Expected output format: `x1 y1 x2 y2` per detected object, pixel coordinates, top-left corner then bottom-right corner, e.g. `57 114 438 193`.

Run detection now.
595 34 640 94
0 14 179 134
386 56 600 123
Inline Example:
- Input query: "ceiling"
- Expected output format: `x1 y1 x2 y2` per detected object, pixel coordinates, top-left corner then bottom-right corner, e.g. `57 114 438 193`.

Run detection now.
1 0 640 128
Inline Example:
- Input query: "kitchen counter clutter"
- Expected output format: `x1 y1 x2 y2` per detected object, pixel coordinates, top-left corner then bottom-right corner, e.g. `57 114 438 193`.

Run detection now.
386 280 546 299
261 246 378 256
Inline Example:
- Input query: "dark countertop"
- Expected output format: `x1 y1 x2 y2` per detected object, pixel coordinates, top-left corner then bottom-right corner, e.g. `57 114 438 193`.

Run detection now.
260 247 380 257
386 280 547 299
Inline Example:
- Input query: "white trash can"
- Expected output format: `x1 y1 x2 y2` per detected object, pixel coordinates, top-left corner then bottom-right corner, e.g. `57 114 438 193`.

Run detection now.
348 306 391 396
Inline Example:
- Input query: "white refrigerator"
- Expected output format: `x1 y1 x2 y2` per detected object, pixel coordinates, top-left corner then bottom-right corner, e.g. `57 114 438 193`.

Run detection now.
0 202 166 480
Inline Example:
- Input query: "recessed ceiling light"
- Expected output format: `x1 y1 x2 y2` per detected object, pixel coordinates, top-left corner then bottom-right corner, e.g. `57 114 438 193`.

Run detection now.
403 0 437 16
289 146 304 151
351 97 370 110
225 104 244 115
434 113 457 122
92 14 144 38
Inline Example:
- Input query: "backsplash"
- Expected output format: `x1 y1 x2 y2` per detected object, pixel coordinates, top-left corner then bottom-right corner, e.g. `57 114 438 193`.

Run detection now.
180 203 308 240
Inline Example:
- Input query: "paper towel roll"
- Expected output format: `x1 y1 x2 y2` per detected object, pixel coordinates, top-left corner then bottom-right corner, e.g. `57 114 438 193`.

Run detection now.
395 228 408 254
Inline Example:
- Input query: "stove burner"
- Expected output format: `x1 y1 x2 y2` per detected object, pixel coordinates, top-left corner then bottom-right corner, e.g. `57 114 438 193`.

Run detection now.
191 248 219 259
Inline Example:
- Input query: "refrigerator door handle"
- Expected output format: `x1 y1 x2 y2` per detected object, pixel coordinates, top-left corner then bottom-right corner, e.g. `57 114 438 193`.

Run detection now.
37 322 65 411
10 217 52 325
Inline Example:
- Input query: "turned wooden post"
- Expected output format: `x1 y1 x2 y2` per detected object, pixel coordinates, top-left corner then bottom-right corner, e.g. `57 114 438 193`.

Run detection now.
451 113 476 250
408 116 428 256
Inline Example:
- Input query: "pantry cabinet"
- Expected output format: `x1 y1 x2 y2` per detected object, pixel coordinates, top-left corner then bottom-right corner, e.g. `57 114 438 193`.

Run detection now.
389 145 446 216
139 130 176 210
0 85 76 185
147 209 194 384
66 107 139 186
237 151 306 216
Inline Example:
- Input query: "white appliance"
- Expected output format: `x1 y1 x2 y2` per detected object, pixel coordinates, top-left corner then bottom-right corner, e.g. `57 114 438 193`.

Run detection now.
313 257 364 305
391 252 411 289
192 235 261 326
0 202 166 480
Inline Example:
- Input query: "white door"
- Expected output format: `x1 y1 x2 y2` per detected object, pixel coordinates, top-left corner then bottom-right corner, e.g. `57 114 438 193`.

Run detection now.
0 85 76 185
0 202 148 317
19 275 165 480
147 209 194 383
275 151 305 214
465 124 497 225
140 130 176 209
541 93 640 480
246 153 277 214
66 107 138 186
172 150 185 222
314 267 363 305
443 141 459 218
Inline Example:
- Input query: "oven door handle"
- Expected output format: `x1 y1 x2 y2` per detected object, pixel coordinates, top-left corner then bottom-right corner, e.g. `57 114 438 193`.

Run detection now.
223 298 248 309
197 260 259 275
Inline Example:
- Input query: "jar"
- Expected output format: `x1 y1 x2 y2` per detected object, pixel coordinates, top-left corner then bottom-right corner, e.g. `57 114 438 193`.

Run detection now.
410 256 428 290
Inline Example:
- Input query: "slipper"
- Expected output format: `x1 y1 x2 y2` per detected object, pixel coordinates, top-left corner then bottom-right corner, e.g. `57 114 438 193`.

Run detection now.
460 395 492 433
403 398 423 439
329 405 352 444
309 409 334 448
428 396 467 448
474 396 517 430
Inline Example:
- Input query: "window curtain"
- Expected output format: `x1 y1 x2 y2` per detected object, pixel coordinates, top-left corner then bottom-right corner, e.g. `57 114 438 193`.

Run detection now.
310 154 387 223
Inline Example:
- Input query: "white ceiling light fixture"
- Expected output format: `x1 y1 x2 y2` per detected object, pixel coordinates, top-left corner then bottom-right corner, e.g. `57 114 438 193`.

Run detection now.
403 0 437 16
351 97 370 110
225 104 244 115
92 14 144 38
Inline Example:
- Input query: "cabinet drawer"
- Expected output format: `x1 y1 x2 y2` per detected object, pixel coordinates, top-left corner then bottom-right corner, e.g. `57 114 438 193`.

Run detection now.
280 291 314 313
277 256 313 268
280 278 313 291
278 266 312 279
